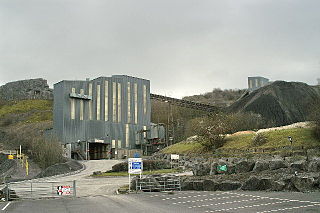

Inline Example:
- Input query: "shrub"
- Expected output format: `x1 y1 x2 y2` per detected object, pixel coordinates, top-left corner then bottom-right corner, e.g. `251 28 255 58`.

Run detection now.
251 133 268 147
307 98 320 140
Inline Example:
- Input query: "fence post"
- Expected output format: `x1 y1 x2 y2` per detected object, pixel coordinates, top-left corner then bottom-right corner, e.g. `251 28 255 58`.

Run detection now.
5 183 10 201
30 182 33 198
73 180 77 198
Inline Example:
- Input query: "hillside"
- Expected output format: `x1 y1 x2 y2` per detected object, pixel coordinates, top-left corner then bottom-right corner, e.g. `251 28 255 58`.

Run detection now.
161 122 320 155
0 99 65 170
183 88 246 107
228 81 320 127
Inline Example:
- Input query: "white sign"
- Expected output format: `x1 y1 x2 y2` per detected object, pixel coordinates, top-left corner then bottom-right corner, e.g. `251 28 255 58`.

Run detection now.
57 186 71 195
171 154 179 160
128 158 143 174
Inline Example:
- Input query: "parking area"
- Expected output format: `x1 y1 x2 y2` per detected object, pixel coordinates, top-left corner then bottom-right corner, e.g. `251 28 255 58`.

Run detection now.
135 191 320 213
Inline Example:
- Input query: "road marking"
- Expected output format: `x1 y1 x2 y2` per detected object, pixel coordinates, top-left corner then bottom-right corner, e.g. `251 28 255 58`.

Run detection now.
1 202 11 211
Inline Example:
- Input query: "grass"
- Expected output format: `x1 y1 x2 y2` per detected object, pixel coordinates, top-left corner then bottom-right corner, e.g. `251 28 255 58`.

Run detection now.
161 141 205 154
0 100 53 124
93 169 179 177
162 127 320 155
0 100 52 117
24 111 53 123
222 127 319 150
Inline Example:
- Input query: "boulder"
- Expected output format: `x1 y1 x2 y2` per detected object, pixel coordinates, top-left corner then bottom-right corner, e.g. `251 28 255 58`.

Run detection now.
192 180 205 191
192 163 211 176
253 161 269 172
269 160 287 170
290 160 307 171
215 181 242 191
181 181 194 190
234 160 255 173
241 176 272 191
270 180 286 191
203 180 217 191
290 176 316 192
307 160 320 172
92 171 102 175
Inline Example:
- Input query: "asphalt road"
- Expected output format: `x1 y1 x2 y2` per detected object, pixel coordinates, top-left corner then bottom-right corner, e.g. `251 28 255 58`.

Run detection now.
2 191 320 213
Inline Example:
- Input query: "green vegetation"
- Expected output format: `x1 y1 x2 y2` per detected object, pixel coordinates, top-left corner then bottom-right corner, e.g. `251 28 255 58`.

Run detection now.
0 100 52 117
161 141 205 154
163 127 320 154
93 169 179 177
183 88 245 107
0 99 63 169
186 112 265 151
24 111 53 123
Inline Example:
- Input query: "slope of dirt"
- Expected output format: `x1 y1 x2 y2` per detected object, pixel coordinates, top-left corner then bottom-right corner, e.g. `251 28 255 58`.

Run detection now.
228 81 320 126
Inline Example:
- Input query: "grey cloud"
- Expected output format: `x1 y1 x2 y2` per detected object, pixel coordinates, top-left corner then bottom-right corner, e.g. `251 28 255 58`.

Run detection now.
0 0 319 98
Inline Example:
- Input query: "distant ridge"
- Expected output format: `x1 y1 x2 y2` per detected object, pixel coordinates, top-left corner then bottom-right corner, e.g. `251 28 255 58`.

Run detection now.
228 81 320 126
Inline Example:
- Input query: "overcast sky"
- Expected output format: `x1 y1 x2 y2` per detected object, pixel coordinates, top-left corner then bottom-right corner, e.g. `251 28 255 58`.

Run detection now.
0 0 319 98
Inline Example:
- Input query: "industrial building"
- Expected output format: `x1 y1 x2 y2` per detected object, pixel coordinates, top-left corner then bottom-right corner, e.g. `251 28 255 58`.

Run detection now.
248 76 269 91
53 75 164 160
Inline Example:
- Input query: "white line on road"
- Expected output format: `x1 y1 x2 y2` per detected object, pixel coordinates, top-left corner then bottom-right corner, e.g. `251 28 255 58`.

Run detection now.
1 202 11 211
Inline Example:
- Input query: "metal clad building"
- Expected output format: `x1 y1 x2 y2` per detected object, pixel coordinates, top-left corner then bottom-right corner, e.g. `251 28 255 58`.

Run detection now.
53 75 151 159
248 76 269 91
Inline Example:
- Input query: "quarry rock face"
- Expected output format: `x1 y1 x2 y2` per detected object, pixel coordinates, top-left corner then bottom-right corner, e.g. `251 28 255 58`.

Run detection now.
0 78 53 101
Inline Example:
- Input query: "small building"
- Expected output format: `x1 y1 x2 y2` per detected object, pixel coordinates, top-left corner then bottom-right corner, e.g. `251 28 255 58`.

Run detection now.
248 76 269 91
317 78 320 85
53 75 151 160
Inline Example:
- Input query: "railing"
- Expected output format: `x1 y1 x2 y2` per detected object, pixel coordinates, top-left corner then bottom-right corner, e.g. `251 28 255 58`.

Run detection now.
135 175 181 192
150 93 220 113
2 180 76 201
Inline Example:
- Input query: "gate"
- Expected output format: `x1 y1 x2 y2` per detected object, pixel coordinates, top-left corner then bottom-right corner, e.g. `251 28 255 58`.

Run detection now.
135 175 181 192
3 180 76 201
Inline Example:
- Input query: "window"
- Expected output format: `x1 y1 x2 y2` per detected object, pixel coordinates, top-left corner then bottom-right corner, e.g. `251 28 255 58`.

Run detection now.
70 88 75 120
89 83 93 120
113 82 117 122
97 85 101 120
126 124 130 148
118 83 121 122
134 83 138 124
143 85 147 115
104 81 108 121
127 82 131 123
80 89 84 120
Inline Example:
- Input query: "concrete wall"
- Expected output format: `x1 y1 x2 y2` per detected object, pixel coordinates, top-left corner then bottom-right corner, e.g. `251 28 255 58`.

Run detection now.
53 75 151 150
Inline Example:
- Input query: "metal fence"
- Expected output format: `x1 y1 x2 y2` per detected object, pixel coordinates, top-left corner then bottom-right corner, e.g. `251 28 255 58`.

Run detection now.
3 180 76 201
135 175 181 192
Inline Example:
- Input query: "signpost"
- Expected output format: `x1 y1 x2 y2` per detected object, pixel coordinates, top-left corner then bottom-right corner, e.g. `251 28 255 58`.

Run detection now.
170 154 179 169
128 158 143 192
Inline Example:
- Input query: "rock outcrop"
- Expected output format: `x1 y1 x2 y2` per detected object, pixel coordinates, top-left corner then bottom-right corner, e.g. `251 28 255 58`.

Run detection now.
0 78 53 101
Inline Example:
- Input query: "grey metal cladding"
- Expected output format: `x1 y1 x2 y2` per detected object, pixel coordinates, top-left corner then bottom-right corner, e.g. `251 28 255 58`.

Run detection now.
53 75 151 149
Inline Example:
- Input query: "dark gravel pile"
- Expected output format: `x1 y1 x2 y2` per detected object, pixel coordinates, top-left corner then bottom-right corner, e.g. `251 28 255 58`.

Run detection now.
228 81 320 126
0 154 16 180
36 160 83 178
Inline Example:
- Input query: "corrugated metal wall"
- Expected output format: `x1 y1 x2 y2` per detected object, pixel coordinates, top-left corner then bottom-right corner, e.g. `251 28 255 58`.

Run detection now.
53 75 151 149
